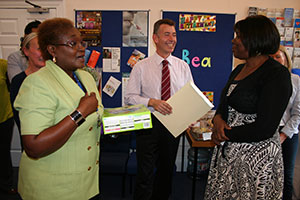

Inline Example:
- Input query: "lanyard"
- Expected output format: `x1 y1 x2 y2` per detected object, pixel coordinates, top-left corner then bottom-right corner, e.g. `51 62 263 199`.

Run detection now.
73 72 85 92
73 72 103 130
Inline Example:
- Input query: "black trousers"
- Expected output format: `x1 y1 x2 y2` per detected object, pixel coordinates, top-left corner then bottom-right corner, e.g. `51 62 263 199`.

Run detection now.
134 115 180 200
0 117 14 191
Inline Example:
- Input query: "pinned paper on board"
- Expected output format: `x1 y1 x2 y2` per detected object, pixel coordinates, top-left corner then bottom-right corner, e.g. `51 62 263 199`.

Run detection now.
76 11 102 46
122 73 130 106
103 76 121 97
103 47 120 72
84 49 91 65
179 14 216 32
127 49 146 68
87 50 100 68
294 27 300 48
123 11 148 47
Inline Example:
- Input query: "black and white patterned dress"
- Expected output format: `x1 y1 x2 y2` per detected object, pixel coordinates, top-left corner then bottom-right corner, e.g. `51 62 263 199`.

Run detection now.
205 85 283 200
204 59 292 200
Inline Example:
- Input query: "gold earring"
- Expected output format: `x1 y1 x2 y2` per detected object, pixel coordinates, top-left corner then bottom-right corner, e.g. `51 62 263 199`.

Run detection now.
52 56 56 63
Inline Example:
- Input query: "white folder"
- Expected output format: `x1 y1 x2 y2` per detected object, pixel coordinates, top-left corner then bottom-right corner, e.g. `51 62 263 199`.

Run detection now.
153 80 214 138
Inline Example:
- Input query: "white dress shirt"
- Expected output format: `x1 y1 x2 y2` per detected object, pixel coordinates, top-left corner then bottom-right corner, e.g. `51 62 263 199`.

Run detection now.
125 52 193 112
280 73 300 138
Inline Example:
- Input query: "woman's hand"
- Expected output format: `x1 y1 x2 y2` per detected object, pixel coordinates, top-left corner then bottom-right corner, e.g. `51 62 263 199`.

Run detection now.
279 132 287 144
22 92 98 159
77 92 98 118
211 114 231 145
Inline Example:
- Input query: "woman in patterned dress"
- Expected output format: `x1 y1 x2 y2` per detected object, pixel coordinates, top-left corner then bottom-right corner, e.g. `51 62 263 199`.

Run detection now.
204 15 292 199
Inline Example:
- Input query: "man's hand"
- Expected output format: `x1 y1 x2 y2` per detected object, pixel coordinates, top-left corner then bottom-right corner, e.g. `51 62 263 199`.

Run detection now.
148 98 172 115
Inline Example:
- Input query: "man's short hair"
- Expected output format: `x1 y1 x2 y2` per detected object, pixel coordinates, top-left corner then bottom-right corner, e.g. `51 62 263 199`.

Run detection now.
153 19 175 34
24 20 41 35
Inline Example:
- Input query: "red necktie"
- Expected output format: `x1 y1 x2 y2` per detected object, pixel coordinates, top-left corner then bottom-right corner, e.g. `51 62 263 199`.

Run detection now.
161 60 170 101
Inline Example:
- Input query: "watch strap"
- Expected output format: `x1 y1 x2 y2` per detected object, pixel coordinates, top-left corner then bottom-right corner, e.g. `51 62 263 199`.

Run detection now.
70 110 85 126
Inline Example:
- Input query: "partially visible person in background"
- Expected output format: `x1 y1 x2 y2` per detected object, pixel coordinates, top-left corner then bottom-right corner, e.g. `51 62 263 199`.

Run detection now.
293 129 300 199
206 15 292 199
0 59 16 195
10 32 45 150
14 18 103 200
270 45 300 200
7 20 41 82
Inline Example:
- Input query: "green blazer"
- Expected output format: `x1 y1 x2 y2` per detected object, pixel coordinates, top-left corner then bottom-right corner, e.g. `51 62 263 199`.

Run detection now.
15 60 104 200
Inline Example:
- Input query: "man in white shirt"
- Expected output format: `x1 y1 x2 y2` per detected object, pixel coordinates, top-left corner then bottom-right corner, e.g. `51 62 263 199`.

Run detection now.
7 20 41 82
125 19 193 200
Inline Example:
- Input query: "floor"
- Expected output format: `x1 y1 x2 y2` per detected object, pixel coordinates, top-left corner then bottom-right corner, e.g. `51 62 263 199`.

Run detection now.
0 168 208 200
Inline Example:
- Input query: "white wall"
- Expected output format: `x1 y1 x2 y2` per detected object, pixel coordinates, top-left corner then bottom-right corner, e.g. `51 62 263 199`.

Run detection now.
63 0 300 65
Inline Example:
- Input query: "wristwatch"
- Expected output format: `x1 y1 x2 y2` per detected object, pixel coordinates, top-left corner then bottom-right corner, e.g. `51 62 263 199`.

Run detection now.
70 110 85 126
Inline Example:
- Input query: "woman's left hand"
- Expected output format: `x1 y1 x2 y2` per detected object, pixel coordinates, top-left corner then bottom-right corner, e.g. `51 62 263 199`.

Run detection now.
211 114 231 145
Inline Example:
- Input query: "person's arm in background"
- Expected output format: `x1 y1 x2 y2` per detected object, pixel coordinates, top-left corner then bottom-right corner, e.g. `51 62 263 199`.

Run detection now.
280 75 300 143
7 51 27 82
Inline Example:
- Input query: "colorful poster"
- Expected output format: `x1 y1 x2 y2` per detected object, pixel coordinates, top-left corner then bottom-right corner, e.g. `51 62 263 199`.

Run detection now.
87 50 100 68
179 14 216 32
202 91 214 104
127 49 146 68
76 11 102 46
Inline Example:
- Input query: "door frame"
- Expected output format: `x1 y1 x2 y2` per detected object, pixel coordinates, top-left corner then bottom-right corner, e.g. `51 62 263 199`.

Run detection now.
0 0 64 17
0 0 64 167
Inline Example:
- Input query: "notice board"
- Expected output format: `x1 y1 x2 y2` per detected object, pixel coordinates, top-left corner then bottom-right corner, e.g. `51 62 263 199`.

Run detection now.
75 10 149 108
162 11 235 108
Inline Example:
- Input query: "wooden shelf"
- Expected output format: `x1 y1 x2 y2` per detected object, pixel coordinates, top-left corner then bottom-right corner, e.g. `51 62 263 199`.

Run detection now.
185 128 215 148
